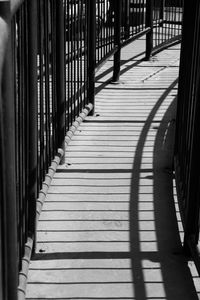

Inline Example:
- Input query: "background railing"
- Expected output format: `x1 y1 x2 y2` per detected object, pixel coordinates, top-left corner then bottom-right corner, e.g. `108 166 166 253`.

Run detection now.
121 0 147 41
95 0 115 65
65 0 89 127
14 0 65 276
153 0 183 51
0 0 183 299
174 0 200 275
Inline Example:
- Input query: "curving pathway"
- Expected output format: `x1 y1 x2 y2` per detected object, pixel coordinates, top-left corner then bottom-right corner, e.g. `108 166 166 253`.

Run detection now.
26 40 200 300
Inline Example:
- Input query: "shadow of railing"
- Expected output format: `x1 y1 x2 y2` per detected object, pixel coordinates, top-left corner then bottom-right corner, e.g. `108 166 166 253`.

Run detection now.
129 78 199 299
28 76 199 299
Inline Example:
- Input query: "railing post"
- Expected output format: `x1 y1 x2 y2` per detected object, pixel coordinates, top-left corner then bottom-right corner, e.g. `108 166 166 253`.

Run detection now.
112 0 122 82
124 0 130 40
145 0 153 60
0 1 18 299
88 0 96 115
27 0 38 245
160 0 165 23
56 0 66 162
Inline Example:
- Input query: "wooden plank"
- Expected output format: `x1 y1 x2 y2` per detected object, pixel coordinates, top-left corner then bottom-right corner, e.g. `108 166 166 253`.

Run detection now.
37 220 130 231
63 157 153 164
39 211 130 221
50 178 132 185
28 268 133 283
41 202 130 211
26 282 135 299
38 210 154 222
48 185 131 194
53 172 134 179
65 145 154 152
48 184 153 194
36 241 131 253
37 219 155 233
45 194 131 202
57 163 154 170
37 231 130 242
29 258 132 269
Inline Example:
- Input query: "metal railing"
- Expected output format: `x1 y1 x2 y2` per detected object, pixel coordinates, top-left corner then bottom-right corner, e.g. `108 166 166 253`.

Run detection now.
95 0 115 65
121 0 147 40
0 0 183 299
174 0 200 275
1 1 66 299
153 0 183 51
15 0 65 270
65 0 89 127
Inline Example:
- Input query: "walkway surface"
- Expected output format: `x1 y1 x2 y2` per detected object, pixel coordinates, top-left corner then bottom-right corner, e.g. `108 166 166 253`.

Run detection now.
26 40 200 299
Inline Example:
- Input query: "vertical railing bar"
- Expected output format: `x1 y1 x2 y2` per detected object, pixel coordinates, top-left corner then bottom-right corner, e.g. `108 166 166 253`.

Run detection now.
56 0 66 163
77 0 79 115
38 0 44 187
136 0 139 31
106 0 109 53
101 0 102 61
161 0 164 44
80 0 83 111
124 0 130 39
44 0 50 168
24 1 29 246
87 0 96 115
84 1 87 106
43 0 47 177
78 1 81 114
48 0 53 157
12 14 21 273
145 0 153 60
109 0 112 52
112 0 122 83
70 0 74 125
73 0 76 121
109 0 111 51
24 1 29 245
17 8 23 268
19 6 26 258
66 0 70 130
106 0 109 55
27 0 38 244
70 0 73 125
103 0 105 60
73 0 76 122
97 0 100 63
52 0 58 157
0 0 18 298
139 0 141 31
